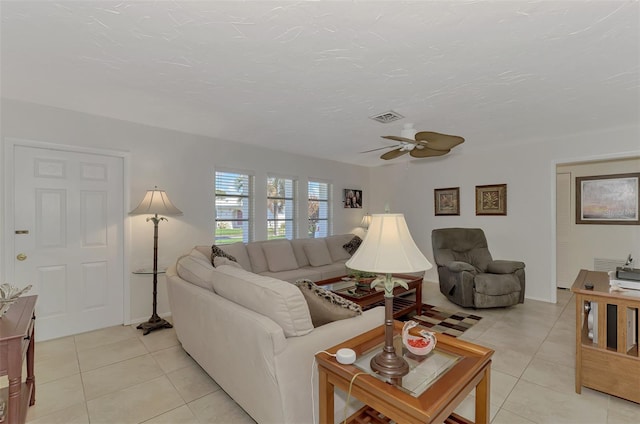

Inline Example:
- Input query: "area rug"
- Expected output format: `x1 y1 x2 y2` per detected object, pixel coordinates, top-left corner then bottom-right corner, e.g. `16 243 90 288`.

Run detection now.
403 304 482 338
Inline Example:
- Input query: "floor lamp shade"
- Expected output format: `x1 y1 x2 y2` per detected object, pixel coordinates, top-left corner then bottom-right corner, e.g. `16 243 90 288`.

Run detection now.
346 214 432 274
130 187 183 217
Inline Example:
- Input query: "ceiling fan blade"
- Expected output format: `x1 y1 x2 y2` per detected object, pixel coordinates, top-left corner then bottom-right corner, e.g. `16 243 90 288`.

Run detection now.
415 132 465 151
381 148 409 160
360 145 399 153
382 135 417 144
410 146 450 158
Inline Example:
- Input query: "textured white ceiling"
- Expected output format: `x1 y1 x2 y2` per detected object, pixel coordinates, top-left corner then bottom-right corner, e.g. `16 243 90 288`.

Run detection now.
1 1 638 166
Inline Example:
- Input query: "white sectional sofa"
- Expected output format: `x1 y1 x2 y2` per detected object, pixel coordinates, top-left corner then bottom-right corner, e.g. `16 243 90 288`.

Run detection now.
166 235 385 424
198 233 359 282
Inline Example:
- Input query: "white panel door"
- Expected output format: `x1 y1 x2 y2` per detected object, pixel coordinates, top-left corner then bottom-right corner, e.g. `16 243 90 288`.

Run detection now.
556 172 572 289
12 145 124 340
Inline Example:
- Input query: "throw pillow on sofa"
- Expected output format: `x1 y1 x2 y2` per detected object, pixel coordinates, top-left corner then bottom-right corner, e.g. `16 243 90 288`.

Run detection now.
343 235 363 255
211 245 237 266
295 279 362 327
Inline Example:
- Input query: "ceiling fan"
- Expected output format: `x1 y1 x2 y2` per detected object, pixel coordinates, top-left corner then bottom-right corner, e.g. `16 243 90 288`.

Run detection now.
362 123 465 160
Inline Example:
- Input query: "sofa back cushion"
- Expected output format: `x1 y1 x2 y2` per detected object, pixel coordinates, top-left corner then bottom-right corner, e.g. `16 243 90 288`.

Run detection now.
246 242 269 273
325 234 354 262
262 241 299 272
176 249 215 291
289 239 311 267
217 242 253 272
211 265 313 337
303 239 333 267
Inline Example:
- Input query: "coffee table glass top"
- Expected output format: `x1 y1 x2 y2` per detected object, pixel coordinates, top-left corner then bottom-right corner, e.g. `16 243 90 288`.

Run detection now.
354 335 461 397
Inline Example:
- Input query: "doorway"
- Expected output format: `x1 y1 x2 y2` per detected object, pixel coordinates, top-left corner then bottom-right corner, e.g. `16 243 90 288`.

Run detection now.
5 140 126 341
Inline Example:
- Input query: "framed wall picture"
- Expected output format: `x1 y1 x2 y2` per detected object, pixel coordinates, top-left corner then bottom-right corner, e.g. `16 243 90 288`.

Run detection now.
344 189 363 208
576 173 640 225
475 184 507 215
434 187 460 216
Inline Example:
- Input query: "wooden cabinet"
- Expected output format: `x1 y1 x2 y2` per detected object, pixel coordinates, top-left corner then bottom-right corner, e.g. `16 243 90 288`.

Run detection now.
0 295 37 424
571 270 639 403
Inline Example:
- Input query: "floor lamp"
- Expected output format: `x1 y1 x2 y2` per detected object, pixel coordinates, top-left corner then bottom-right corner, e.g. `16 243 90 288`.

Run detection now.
346 213 432 383
130 186 183 335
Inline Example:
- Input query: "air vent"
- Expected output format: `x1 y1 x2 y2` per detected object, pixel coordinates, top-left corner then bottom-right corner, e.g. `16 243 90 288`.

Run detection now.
369 110 404 124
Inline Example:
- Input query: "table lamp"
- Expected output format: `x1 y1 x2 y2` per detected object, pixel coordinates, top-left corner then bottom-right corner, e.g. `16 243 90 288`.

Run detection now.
130 186 182 335
360 214 372 229
345 213 432 381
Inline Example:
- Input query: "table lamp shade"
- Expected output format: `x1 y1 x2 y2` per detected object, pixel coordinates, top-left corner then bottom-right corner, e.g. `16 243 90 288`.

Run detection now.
360 214 372 229
346 214 432 274
130 187 183 216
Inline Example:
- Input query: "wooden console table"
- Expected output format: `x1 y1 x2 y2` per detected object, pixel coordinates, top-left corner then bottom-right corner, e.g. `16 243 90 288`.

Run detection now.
316 321 493 424
0 295 37 424
571 270 639 403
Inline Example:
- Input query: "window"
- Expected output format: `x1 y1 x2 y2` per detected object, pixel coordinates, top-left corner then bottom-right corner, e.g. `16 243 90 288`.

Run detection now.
308 180 331 238
267 176 296 240
215 171 253 244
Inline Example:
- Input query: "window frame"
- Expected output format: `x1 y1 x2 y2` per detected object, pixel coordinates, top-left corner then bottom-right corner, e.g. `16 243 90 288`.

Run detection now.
308 179 332 238
214 169 254 244
266 175 298 240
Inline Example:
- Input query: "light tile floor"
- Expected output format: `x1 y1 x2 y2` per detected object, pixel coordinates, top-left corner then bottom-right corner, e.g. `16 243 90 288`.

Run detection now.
5 281 639 423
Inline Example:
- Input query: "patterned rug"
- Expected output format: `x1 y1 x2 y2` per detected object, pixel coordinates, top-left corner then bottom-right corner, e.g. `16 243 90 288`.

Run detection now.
403 304 482 337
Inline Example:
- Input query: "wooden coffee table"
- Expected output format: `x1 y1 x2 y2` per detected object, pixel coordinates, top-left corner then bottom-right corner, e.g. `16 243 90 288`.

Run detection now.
316 321 493 424
316 274 423 318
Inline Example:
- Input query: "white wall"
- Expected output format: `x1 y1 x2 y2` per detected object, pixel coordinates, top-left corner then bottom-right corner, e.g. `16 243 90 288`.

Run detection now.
558 158 640 279
0 99 370 323
369 125 640 303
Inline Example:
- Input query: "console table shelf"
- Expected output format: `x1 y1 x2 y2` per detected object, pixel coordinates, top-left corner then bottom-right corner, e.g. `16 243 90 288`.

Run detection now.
571 270 639 403
0 295 37 424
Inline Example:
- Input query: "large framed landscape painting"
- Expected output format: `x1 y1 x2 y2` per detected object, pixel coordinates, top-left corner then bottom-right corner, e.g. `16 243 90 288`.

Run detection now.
576 173 640 225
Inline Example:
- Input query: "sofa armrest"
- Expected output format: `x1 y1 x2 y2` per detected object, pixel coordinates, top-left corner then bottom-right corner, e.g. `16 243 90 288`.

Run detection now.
486 260 525 274
447 261 477 273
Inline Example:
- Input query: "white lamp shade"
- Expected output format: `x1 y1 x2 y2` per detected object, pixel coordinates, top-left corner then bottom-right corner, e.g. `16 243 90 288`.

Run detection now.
360 214 372 229
346 213 432 274
130 188 183 216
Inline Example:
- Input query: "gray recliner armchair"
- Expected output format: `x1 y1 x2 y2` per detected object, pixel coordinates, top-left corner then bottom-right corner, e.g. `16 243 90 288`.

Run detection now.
431 228 525 308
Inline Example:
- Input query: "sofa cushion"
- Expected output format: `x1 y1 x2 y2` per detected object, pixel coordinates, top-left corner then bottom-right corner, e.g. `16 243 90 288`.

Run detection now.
176 249 215 291
295 279 362 327
214 256 243 269
343 235 363 255
263 241 299 272
211 266 313 337
325 234 353 262
289 239 311 268
246 242 269 273
216 242 253 272
303 239 333 267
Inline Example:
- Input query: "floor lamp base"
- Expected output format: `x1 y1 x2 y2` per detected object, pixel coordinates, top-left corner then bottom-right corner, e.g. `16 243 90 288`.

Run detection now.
137 316 173 336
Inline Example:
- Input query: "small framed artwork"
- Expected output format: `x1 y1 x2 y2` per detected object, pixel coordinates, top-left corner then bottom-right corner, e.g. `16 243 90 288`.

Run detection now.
576 173 640 225
434 187 460 216
476 184 507 216
344 189 363 208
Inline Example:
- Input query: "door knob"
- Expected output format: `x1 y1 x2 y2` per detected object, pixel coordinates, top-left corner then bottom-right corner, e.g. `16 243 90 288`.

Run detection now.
16 253 27 261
